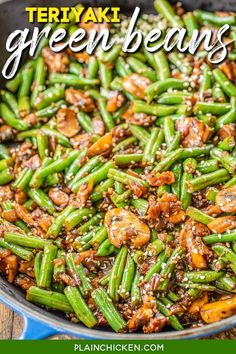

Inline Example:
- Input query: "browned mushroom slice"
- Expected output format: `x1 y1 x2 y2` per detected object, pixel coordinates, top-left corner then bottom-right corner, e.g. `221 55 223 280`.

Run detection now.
215 186 236 213
122 74 151 99
56 108 80 138
105 208 150 249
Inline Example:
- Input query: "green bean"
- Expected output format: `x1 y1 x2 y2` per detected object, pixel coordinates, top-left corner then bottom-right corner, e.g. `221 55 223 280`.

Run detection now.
53 250 65 281
18 65 34 99
0 168 14 185
4 232 50 249
90 178 114 202
38 244 57 288
34 85 65 110
72 161 114 193
132 100 177 117
69 62 83 76
153 149 183 173
99 61 112 89
0 144 9 159
64 148 87 183
66 253 93 295
6 70 22 93
168 53 192 75
184 271 224 283
78 212 104 235
120 254 135 298
49 73 99 87
34 251 43 286
213 68 236 97
0 103 29 131
131 269 142 306
194 9 236 26
130 198 149 216
215 108 236 130
183 12 199 37
215 274 236 293
73 228 99 251
146 79 188 101
144 250 169 282
99 45 122 64
197 159 219 174
36 150 79 182
171 163 182 199
178 283 216 291
158 247 184 291
187 169 230 192
77 112 93 133
146 239 164 257
210 147 236 174
195 102 231 115
47 205 76 239
92 288 126 332
69 155 102 190
154 0 183 26
199 63 212 95
115 153 143 166
127 56 156 81
64 208 95 231
1 90 19 118
164 116 175 148
0 238 33 261
152 50 170 81
204 232 236 244
64 286 97 327
27 286 73 312
108 168 148 187
89 226 107 247
96 238 115 256
157 185 170 197
112 137 136 153
143 128 164 165
35 100 66 119
186 206 214 225
174 145 213 160
212 245 236 275
31 57 46 107
0 158 13 172
180 158 197 210
97 98 115 131
12 168 34 191
129 125 150 145
27 189 55 215
156 299 184 330
115 57 132 78
158 91 191 105
167 291 181 302
224 175 236 188
218 137 235 151
111 189 131 208
212 84 226 103
108 246 128 301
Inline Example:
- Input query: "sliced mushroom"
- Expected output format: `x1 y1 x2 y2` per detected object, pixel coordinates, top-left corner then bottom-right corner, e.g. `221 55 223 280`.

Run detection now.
65 88 96 113
122 74 151 99
56 108 80 138
105 208 150 249
215 186 236 213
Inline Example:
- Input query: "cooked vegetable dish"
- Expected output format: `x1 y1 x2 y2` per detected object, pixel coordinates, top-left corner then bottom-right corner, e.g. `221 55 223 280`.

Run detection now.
0 0 236 333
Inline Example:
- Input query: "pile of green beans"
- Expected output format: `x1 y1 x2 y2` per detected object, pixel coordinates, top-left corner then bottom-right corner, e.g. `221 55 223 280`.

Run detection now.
0 0 236 334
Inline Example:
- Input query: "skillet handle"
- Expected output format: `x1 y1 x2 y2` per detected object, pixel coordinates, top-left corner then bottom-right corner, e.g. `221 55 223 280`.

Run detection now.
20 314 62 340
